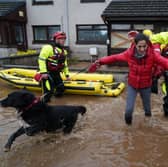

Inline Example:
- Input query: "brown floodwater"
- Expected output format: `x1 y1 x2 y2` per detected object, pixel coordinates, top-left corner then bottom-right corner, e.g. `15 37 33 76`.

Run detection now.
0 80 168 167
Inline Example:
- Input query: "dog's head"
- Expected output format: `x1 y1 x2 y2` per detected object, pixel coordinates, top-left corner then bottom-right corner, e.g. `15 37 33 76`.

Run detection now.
0 90 36 109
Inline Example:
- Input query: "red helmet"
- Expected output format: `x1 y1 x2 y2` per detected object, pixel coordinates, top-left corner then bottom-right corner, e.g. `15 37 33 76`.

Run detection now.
53 31 66 40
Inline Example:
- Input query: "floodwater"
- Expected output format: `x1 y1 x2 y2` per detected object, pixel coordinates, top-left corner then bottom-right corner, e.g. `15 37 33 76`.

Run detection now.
0 80 168 167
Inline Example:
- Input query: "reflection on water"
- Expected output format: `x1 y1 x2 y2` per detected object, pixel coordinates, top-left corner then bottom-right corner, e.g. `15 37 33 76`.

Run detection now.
0 82 168 167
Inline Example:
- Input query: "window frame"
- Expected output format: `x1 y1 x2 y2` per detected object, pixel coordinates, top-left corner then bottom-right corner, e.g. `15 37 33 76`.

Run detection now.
80 0 105 3
0 33 2 44
76 24 107 45
32 0 53 5
32 25 60 44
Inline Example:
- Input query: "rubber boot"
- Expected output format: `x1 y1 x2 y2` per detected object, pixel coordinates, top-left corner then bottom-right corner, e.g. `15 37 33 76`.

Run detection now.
124 113 132 125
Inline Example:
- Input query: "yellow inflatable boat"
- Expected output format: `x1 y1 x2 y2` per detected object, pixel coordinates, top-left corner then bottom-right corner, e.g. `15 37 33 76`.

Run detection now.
0 68 125 97
0 68 114 83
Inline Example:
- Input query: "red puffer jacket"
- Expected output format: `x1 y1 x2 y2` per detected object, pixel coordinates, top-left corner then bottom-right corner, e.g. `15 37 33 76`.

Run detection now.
99 44 168 89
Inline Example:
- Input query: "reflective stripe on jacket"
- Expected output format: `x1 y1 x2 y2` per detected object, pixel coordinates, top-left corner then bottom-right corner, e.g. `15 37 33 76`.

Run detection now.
99 43 168 89
38 44 69 75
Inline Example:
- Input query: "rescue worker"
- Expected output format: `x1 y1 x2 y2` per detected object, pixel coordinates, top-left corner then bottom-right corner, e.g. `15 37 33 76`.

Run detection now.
143 29 168 94
38 31 70 103
88 33 168 124
143 29 168 54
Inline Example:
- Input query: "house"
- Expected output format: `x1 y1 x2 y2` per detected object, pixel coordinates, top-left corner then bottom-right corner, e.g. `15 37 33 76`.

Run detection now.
26 0 111 60
102 0 168 55
0 0 27 57
1 0 168 60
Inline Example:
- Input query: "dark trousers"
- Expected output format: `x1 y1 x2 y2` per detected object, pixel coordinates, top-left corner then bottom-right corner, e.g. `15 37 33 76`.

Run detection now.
163 71 168 95
42 71 65 100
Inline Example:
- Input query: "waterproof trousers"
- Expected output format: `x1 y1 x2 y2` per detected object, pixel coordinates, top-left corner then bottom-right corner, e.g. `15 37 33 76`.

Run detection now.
42 71 65 102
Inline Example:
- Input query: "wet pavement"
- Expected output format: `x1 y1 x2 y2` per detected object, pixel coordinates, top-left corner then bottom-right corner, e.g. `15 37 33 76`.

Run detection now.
0 65 168 167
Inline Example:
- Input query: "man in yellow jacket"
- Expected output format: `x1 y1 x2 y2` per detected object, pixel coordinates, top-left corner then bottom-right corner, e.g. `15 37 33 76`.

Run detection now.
38 31 69 102
143 29 168 54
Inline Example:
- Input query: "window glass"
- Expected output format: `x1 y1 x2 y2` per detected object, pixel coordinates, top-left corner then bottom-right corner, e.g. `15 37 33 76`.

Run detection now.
34 27 47 41
15 25 24 43
111 31 130 49
160 26 168 32
77 25 107 44
133 24 154 31
48 26 60 40
111 24 130 30
33 25 60 42
0 33 2 43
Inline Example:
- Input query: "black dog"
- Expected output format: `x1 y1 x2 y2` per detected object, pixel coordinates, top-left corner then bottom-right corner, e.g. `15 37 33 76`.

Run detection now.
0 90 86 151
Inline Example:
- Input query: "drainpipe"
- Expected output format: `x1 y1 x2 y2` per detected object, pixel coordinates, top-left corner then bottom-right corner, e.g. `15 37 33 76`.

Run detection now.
65 0 70 46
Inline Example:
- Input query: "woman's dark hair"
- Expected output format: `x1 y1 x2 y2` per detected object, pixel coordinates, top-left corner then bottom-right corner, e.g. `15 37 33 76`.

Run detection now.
134 33 150 44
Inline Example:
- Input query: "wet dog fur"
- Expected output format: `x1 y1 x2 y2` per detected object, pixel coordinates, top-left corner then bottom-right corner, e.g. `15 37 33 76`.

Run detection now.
0 90 86 151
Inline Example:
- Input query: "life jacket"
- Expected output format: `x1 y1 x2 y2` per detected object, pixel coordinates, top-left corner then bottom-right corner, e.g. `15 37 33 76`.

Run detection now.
47 47 67 72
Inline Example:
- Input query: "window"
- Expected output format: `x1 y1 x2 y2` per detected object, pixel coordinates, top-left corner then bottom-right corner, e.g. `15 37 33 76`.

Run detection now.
33 25 60 43
133 24 154 31
81 0 105 3
111 24 131 30
76 25 107 44
0 33 2 44
15 25 24 44
32 0 53 5
160 26 168 32
111 24 131 49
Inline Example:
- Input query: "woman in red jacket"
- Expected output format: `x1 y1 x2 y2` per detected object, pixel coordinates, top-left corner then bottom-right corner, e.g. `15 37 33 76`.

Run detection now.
89 33 168 125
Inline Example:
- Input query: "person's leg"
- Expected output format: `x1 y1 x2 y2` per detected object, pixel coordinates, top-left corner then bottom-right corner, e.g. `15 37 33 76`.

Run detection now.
125 85 137 125
41 75 55 103
52 72 65 97
163 71 168 116
139 87 151 116
164 71 168 95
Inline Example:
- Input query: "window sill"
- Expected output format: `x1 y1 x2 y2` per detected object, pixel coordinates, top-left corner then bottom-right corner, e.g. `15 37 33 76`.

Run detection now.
32 40 51 44
76 41 106 45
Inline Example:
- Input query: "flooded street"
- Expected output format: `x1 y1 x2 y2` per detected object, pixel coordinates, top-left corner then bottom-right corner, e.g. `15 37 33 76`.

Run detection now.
0 81 168 167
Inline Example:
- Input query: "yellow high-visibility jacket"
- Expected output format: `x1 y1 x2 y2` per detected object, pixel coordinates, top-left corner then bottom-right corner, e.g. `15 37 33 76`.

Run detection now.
38 44 69 76
151 32 168 50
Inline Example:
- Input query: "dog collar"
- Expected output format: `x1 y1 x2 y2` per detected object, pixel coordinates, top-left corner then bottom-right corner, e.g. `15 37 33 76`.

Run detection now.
20 97 40 112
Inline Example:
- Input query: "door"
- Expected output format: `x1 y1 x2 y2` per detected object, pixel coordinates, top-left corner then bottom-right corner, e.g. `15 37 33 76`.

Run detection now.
14 24 27 51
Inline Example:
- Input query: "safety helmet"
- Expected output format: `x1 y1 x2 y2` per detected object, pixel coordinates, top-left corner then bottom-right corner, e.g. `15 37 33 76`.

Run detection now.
53 31 66 40
143 29 153 37
128 30 139 39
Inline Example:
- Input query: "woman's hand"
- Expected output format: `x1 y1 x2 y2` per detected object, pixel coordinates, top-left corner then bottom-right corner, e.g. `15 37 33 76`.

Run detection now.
88 60 101 73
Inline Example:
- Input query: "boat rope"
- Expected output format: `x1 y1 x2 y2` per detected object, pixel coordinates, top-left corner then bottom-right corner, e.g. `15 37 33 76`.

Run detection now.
69 65 91 79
